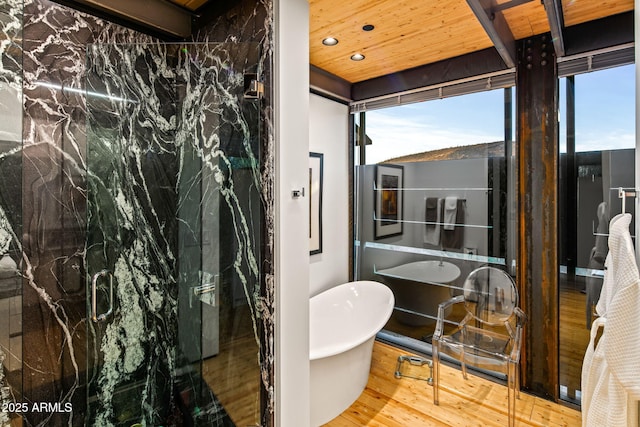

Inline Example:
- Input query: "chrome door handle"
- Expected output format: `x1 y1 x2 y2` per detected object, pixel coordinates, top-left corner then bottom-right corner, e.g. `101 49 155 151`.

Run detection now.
191 273 219 308
193 282 216 296
91 269 114 322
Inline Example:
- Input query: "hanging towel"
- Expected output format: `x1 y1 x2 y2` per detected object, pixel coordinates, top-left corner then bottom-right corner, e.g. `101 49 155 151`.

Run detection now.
581 213 640 427
424 197 441 246
595 213 630 316
441 198 465 250
443 196 457 230
582 317 607 427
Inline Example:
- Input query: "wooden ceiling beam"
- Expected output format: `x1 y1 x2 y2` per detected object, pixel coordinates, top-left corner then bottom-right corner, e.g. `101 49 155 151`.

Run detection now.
542 0 566 57
466 0 516 68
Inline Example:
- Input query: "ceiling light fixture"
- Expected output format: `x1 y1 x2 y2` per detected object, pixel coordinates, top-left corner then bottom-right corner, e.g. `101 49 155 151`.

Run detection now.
322 37 339 46
350 53 365 61
362 24 375 31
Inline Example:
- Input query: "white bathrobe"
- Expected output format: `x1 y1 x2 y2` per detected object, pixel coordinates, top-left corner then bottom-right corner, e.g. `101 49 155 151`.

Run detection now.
582 213 640 427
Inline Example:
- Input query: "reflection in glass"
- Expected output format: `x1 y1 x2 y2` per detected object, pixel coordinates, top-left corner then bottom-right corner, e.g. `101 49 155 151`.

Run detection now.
355 88 515 379
85 43 262 425
358 153 510 349
558 65 635 405
0 1 22 424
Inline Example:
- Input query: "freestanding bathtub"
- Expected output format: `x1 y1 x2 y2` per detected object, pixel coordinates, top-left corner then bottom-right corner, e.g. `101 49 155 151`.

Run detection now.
309 280 394 426
376 260 461 326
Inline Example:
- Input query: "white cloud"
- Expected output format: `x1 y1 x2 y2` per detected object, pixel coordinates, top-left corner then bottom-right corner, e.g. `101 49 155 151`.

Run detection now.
575 130 635 153
365 110 502 164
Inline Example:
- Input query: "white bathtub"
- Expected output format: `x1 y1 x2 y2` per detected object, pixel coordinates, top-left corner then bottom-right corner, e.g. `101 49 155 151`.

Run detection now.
376 260 461 326
309 280 394 426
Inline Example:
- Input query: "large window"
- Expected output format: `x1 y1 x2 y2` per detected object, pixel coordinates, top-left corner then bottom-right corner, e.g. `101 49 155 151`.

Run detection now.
354 59 635 408
354 88 516 366
558 64 635 405
364 90 507 164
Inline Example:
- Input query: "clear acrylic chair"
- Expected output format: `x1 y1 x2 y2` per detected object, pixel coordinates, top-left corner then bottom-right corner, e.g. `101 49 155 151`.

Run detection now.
432 266 527 427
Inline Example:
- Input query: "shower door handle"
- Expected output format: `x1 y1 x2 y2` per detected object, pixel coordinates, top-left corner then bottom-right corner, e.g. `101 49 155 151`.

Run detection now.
91 269 114 322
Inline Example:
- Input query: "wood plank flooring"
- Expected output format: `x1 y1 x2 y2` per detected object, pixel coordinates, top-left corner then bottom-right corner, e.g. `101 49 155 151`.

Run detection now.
199 288 587 426
384 286 591 405
201 305 261 427
324 341 582 427
559 287 590 402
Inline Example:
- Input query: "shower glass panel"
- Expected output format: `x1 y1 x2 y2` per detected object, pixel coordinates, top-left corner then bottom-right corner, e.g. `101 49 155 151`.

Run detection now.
0 1 22 425
558 64 635 405
85 42 262 426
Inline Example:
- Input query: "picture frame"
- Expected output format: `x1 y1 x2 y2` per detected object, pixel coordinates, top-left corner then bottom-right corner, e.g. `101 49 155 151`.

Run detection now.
309 152 324 254
374 164 404 239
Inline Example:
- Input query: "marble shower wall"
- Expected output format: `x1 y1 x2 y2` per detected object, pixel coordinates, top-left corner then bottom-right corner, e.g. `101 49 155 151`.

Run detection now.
0 0 274 425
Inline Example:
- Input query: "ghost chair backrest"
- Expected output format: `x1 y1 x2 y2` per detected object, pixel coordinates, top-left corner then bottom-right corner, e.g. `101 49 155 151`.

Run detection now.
462 266 518 327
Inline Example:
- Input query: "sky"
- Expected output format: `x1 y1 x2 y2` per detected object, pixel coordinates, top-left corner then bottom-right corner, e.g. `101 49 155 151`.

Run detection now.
364 64 636 164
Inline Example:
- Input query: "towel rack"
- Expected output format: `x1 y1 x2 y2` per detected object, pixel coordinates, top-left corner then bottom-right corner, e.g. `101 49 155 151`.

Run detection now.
425 197 467 202
617 187 637 214
373 184 492 191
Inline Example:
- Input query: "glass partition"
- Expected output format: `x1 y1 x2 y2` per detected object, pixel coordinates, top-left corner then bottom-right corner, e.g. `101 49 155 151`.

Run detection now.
0 1 22 425
558 64 636 405
85 42 262 426
356 157 511 351
355 89 516 370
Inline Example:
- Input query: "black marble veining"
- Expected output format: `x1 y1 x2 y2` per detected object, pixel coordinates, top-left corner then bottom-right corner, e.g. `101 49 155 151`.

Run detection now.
0 0 275 425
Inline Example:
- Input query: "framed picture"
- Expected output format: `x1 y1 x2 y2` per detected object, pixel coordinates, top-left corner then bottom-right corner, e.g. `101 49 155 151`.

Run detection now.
309 152 324 254
374 164 404 239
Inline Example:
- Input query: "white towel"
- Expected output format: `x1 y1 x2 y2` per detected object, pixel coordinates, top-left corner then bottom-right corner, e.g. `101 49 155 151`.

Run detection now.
443 196 457 230
582 213 640 427
596 213 631 317
582 317 611 427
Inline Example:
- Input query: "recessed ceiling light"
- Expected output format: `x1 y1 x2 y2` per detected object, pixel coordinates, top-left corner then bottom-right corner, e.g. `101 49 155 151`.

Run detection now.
322 37 339 46
350 53 365 61
362 24 375 31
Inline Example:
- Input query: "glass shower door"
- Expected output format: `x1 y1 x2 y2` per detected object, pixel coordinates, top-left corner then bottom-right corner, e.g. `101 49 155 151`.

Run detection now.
85 42 263 426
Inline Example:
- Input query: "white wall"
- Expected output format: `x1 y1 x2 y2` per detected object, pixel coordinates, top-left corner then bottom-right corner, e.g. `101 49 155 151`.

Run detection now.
309 94 350 296
275 0 310 426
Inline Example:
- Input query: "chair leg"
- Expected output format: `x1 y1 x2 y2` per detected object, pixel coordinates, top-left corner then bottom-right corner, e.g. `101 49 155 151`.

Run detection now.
508 361 517 427
516 362 520 400
460 346 468 380
433 341 440 405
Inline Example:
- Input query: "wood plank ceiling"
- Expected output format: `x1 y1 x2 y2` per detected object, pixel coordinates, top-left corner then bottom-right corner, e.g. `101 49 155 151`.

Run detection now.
308 0 634 83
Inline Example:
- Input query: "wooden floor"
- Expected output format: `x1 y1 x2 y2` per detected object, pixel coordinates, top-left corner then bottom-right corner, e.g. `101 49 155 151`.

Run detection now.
324 341 582 427
201 305 261 427
201 288 588 426
385 286 591 404
559 287 590 402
